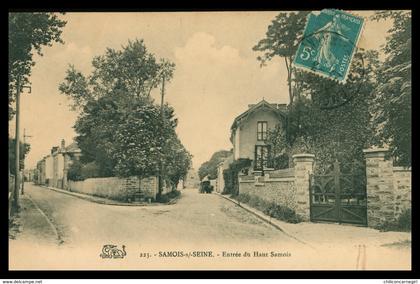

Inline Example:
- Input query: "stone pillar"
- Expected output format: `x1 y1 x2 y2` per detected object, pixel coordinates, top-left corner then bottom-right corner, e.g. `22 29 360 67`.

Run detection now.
363 148 395 228
292 153 315 221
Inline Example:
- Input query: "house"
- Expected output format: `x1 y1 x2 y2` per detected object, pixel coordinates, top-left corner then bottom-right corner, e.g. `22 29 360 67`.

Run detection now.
37 139 81 189
183 168 200 188
36 159 45 185
45 154 54 186
230 99 287 171
23 169 36 182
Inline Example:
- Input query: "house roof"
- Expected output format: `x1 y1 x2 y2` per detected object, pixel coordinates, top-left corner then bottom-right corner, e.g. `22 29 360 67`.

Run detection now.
230 99 287 142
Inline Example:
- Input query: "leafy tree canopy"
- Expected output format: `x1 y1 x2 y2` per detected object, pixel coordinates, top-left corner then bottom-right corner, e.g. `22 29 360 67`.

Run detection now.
198 150 232 180
61 39 191 183
256 11 385 172
371 11 411 166
253 11 310 105
9 138 30 175
59 39 175 111
9 12 67 120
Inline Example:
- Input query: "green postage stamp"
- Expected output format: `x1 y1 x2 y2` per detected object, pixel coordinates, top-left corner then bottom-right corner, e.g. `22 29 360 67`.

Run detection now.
293 9 365 83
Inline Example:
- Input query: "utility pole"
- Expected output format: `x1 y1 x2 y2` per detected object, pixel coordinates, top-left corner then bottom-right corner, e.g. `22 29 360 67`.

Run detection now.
21 128 32 195
14 77 21 210
158 73 166 199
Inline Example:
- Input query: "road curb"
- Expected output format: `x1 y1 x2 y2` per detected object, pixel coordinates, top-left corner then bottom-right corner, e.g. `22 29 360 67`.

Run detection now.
215 192 315 249
25 195 63 245
39 185 177 207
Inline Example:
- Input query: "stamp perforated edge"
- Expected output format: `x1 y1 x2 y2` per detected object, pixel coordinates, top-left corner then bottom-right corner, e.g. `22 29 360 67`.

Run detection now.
292 9 366 85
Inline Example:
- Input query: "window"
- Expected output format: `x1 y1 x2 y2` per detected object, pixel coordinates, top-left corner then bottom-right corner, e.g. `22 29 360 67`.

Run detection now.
257 121 268 141
254 145 270 170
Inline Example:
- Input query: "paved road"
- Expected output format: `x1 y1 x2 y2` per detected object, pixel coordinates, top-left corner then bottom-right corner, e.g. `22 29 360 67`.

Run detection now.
9 183 410 270
18 183 299 247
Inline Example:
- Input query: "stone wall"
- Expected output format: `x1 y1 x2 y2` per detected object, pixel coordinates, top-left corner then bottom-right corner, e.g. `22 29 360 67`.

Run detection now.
393 167 411 217
68 176 159 202
363 148 412 228
238 153 314 220
143 176 165 196
364 149 395 227
292 154 314 220
239 175 297 210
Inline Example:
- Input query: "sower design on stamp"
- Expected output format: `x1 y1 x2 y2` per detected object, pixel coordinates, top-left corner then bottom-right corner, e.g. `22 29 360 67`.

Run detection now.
293 9 364 83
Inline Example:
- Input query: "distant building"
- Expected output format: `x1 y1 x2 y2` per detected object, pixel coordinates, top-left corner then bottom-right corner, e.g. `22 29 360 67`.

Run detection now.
37 139 81 189
36 158 46 185
45 154 54 185
23 169 36 182
183 168 200 188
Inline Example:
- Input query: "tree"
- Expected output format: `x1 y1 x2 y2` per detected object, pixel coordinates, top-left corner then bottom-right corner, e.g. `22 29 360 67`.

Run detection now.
59 39 175 111
8 138 30 175
163 134 192 189
73 93 127 177
59 40 191 184
110 97 169 178
256 11 381 172
253 12 311 146
267 50 379 173
253 11 310 105
198 150 232 180
73 92 185 179
67 160 84 181
371 11 411 166
61 39 191 189
9 12 66 120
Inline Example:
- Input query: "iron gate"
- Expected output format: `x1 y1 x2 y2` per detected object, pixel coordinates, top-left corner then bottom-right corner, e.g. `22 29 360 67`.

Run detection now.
309 160 367 226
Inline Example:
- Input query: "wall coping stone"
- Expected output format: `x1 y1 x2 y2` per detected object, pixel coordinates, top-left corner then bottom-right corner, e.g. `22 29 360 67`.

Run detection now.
393 166 412 172
239 179 256 183
268 177 295 182
239 177 295 183
292 153 315 162
363 148 389 158
252 168 275 174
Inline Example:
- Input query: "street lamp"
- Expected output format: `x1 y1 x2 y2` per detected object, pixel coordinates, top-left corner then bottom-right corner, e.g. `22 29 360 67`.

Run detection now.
14 76 31 210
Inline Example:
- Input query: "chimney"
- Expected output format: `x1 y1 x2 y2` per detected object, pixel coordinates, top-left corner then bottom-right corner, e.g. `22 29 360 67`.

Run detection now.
61 139 65 151
277 104 287 111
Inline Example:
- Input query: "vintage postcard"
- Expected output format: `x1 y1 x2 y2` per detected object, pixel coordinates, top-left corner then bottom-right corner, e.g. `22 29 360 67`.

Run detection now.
8 10 411 270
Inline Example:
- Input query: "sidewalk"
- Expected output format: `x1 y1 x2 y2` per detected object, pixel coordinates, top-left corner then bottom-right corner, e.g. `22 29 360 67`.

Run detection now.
9 195 60 247
217 193 411 249
40 185 179 206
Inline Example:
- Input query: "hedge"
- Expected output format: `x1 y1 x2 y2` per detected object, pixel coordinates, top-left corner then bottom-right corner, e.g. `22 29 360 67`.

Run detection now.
222 158 251 195
234 193 303 224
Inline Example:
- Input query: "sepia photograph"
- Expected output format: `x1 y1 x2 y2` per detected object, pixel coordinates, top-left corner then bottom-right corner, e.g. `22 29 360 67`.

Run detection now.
8 9 411 271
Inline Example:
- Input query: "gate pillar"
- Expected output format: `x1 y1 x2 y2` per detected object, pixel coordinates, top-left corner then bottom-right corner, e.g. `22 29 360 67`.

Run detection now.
293 153 315 221
363 148 394 228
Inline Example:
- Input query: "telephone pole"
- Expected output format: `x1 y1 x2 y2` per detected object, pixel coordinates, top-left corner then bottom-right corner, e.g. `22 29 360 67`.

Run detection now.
158 73 166 198
13 76 31 210
14 77 21 210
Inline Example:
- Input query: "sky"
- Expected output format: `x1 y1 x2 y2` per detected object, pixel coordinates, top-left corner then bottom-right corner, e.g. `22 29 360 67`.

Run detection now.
9 11 393 170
